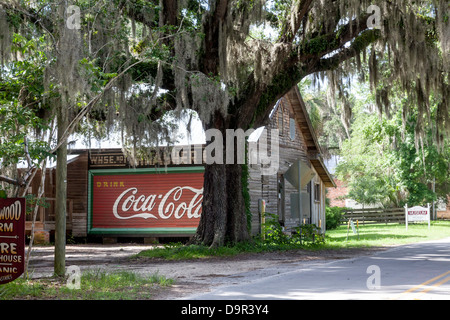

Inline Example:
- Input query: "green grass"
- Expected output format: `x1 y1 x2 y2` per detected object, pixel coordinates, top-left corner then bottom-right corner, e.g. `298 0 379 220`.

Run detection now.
0 270 174 300
134 240 323 260
324 220 450 249
135 242 267 260
136 221 450 260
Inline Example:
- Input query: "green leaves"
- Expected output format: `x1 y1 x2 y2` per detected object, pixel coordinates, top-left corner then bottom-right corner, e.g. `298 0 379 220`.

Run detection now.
0 30 53 179
0 101 51 167
336 92 449 208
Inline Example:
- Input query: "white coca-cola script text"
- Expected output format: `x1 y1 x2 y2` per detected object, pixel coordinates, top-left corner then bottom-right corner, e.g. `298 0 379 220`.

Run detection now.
112 186 203 220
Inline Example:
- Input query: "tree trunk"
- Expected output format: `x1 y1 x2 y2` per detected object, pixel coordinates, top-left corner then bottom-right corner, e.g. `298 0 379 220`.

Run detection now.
54 103 68 277
191 163 227 247
24 159 47 278
225 163 250 243
191 162 250 247
190 111 251 247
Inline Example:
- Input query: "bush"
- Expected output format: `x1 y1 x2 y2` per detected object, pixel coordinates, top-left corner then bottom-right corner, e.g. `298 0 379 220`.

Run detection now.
262 213 325 245
326 206 345 230
294 224 325 244
262 213 291 245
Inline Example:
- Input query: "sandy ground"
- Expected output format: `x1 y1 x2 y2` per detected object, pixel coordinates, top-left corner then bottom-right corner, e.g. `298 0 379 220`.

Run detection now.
26 244 387 299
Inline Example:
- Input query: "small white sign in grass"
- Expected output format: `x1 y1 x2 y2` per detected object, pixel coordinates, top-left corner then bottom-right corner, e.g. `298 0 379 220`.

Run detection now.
404 204 430 231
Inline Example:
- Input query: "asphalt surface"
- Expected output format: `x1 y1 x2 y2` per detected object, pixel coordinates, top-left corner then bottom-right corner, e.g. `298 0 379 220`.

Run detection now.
184 237 450 300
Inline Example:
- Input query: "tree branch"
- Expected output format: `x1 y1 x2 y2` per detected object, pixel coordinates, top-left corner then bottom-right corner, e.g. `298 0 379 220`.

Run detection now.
279 0 314 43
161 0 179 26
0 175 25 187
238 18 380 128
0 1 54 33
311 28 381 74
299 14 372 61
50 58 144 154
118 0 159 28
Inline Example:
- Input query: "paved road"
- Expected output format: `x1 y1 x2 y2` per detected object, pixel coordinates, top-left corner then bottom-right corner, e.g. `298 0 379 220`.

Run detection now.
185 237 450 300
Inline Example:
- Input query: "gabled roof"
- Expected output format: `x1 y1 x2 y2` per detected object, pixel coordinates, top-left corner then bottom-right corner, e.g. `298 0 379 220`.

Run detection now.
280 86 336 188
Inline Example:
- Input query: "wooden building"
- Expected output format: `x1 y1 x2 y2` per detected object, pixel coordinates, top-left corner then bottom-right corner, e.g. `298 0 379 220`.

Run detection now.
26 86 334 243
26 152 89 242
248 86 335 235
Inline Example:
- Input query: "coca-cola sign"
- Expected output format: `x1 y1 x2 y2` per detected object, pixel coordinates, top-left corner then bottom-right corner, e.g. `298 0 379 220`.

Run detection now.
88 167 204 235
0 198 25 285
113 186 202 220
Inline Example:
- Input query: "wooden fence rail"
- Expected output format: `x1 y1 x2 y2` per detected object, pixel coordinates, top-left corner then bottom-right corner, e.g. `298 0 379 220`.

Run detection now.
341 207 405 225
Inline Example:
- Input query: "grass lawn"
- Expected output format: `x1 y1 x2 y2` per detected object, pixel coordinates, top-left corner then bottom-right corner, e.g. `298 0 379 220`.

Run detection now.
0 269 173 300
135 220 450 260
324 220 450 249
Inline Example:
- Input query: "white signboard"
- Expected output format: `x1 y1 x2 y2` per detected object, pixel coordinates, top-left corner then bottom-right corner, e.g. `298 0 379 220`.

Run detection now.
405 204 430 230
350 219 357 234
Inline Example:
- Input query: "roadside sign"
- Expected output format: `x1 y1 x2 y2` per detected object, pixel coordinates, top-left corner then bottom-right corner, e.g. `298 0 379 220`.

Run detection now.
346 219 360 240
0 198 26 285
350 219 356 234
405 203 430 231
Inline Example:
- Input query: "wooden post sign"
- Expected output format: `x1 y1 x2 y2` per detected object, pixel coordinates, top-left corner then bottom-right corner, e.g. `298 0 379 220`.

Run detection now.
404 203 430 231
0 198 26 284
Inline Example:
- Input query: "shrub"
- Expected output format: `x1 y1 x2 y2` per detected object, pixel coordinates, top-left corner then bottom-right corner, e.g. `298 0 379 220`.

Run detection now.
293 224 325 244
325 206 345 230
262 213 325 245
262 213 291 245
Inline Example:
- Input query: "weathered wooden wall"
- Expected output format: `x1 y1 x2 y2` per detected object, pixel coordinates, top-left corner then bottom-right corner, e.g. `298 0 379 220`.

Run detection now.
248 96 317 234
68 152 89 236
26 152 89 237
247 87 331 235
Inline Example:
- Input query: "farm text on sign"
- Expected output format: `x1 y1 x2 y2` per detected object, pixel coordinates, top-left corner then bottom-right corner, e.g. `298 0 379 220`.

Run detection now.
0 198 26 285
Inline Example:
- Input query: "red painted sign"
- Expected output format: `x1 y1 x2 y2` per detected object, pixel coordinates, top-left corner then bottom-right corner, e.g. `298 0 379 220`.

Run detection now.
89 168 204 235
0 198 25 285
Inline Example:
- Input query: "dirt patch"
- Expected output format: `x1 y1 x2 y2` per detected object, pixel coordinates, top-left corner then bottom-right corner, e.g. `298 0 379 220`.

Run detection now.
26 244 387 299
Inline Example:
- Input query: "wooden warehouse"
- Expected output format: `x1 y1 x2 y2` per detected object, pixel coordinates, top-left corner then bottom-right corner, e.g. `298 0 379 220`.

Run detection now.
25 86 334 243
247 86 335 234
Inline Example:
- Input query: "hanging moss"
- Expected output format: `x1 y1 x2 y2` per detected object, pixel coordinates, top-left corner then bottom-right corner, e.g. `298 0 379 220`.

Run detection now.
352 29 381 53
0 9 11 66
2 0 447 154
256 65 302 119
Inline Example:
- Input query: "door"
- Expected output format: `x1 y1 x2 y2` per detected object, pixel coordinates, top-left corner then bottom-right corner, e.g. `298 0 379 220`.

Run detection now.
277 173 285 226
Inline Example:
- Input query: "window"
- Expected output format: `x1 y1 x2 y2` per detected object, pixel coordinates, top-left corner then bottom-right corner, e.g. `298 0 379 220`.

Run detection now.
277 173 285 222
289 118 296 140
278 106 284 134
314 183 321 202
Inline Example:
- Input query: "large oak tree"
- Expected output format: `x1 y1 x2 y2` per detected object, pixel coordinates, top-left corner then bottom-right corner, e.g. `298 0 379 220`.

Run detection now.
1 0 448 249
